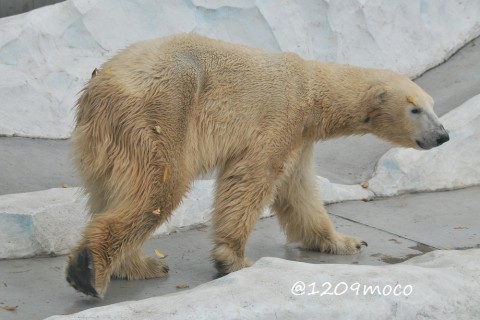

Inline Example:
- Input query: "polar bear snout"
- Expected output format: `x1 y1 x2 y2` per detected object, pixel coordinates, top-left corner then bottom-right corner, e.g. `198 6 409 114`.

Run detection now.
436 131 450 145
416 126 449 150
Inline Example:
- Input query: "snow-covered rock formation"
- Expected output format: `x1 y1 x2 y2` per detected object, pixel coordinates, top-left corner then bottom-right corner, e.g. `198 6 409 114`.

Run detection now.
45 249 480 320
0 177 372 259
0 187 85 258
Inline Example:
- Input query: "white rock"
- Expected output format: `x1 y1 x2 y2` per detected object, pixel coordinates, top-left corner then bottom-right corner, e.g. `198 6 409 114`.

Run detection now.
0 178 370 259
155 177 373 237
368 94 480 197
316 176 373 203
1 0 479 138
44 249 480 320
153 180 216 236
0 188 86 259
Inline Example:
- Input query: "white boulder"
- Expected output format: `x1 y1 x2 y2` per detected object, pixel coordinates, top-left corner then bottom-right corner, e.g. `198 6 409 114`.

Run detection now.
368 94 480 197
0 178 371 259
0 187 86 259
45 249 480 320
316 175 373 202
1 0 479 138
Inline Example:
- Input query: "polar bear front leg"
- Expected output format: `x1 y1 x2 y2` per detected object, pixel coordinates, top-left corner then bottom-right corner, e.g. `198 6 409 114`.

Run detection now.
272 143 367 254
211 159 277 275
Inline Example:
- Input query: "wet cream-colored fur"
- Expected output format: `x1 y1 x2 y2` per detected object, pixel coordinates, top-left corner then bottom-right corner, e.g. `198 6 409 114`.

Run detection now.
68 34 444 298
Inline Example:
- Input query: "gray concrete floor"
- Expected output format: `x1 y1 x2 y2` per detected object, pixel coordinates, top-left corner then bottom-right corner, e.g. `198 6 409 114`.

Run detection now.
1 35 480 320
1 36 480 196
0 0 65 18
1 186 479 320
0 138 77 195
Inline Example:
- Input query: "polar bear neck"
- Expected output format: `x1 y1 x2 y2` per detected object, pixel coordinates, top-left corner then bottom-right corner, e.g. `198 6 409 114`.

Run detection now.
305 61 381 141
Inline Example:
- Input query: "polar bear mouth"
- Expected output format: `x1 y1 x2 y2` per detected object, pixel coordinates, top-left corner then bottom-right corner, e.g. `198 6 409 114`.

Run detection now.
416 139 429 150
416 132 449 150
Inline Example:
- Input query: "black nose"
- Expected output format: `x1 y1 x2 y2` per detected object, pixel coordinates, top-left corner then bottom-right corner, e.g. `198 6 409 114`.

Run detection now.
436 133 450 146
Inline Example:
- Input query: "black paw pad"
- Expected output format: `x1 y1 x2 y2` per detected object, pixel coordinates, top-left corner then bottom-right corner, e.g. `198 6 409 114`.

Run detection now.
66 247 99 297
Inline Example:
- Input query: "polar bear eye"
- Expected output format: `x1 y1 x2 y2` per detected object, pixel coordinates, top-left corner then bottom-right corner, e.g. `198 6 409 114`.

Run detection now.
411 108 422 114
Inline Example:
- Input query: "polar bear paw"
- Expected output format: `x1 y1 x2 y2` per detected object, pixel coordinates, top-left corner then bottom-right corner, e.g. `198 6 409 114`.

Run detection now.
211 244 252 275
304 232 368 255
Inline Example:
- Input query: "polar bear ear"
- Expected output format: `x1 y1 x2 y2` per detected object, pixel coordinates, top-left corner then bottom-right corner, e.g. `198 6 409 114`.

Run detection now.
361 84 388 109
369 84 388 105
361 85 388 124
376 89 388 104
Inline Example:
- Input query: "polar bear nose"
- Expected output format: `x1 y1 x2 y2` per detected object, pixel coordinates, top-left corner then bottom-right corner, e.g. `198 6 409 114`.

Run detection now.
436 133 449 146
416 126 449 150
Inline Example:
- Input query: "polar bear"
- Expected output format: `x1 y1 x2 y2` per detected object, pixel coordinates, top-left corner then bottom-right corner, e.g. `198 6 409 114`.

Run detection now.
66 34 449 298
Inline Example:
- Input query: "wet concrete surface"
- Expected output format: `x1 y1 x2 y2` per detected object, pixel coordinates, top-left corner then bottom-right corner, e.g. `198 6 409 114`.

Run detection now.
329 187 480 250
0 138 77 195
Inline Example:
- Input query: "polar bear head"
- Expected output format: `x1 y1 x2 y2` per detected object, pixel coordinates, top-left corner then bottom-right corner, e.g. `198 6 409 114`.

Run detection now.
361 72 449 150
